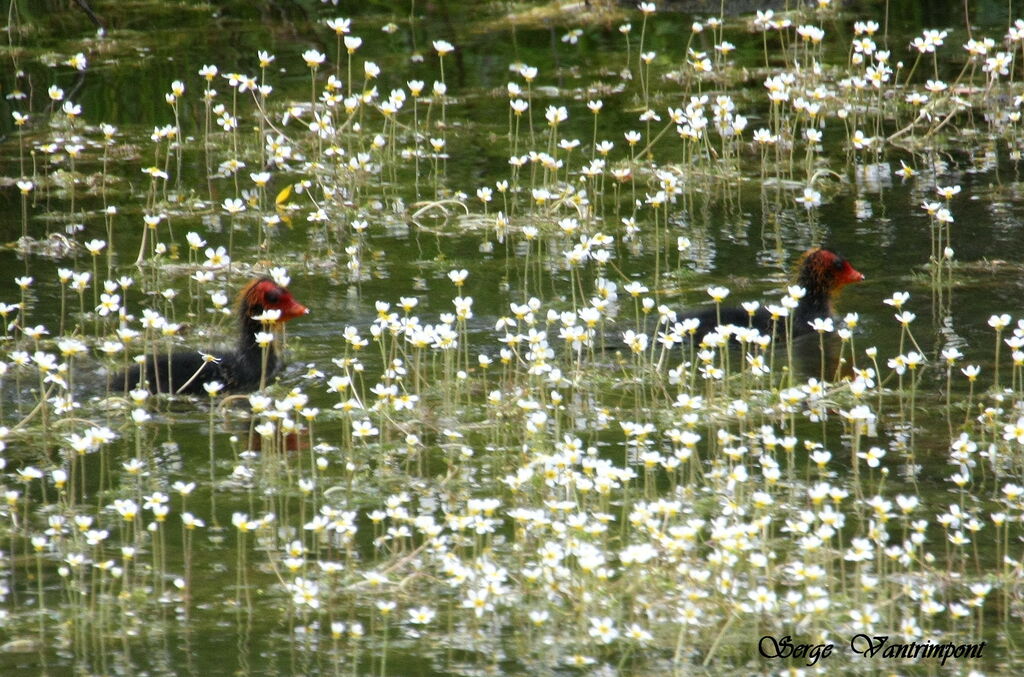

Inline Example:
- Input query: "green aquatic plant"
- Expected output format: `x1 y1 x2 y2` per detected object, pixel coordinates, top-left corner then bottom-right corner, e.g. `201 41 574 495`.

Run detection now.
5 0 1024 674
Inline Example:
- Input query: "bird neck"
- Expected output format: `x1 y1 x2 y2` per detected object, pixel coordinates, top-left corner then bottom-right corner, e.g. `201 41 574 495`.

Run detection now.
795 293 832 325
236 314 278 372
794 269 834 325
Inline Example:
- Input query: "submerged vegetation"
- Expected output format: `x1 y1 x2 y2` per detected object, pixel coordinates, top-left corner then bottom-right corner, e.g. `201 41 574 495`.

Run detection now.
3 0 1024 673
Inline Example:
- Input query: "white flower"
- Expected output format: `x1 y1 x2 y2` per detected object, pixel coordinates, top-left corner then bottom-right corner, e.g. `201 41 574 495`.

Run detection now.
302 50 326 68
222 198 246 215
883 291 909 308
989 314 1011 330
809 317 834 333
706 286 730 302
326 17 351 34
588 616 619 644
204 246 230 268
408 606 436 624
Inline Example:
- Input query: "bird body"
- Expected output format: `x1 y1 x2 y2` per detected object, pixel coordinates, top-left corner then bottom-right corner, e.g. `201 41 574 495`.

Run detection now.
681 248 863 340
121 278 308 395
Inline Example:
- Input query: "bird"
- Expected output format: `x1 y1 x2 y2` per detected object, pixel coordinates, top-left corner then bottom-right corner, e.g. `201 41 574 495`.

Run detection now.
121 277 309 395
678 247 864 340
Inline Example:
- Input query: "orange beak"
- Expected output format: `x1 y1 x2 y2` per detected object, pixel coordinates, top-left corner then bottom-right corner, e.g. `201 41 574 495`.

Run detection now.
279 297 309 322
839 261 865 286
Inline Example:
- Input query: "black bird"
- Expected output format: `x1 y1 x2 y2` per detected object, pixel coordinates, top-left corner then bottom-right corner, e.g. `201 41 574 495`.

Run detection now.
122 277 309 394
680 247 864 339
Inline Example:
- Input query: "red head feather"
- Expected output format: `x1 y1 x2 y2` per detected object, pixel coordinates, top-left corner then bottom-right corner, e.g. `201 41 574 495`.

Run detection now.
238 278 309 322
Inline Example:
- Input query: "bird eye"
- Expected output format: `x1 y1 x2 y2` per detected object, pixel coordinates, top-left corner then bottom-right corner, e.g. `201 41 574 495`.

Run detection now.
833 258 844 270
264 289 281 304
